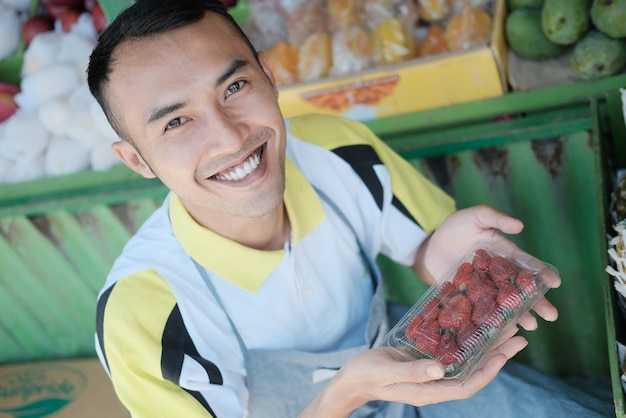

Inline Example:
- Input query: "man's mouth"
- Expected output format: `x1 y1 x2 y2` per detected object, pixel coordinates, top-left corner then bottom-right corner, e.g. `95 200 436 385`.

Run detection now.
212 144 264 181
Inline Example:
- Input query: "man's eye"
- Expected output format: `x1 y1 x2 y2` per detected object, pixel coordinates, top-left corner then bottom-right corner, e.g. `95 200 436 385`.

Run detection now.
226 80 245 97
165 117 187 131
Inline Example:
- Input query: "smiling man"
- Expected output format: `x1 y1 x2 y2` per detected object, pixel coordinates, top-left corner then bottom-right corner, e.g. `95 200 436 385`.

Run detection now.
87 1 614 417
99 16 288 249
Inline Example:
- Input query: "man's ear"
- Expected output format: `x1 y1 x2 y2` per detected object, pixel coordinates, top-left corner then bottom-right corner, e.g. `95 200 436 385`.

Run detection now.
111 140 156 179
257 51 279 95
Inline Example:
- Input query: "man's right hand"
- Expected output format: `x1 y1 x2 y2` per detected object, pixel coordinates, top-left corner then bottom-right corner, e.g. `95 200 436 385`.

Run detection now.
298 332 529 418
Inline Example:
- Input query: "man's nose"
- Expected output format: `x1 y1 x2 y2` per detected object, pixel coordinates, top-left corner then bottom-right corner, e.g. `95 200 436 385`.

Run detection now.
209 107 248 152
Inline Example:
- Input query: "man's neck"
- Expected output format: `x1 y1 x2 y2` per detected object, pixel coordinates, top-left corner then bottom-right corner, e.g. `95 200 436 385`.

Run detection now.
187 202 290 251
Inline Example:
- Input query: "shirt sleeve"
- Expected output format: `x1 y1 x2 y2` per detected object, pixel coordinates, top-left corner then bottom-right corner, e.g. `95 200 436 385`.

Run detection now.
289 114 456 266
96 269 245 418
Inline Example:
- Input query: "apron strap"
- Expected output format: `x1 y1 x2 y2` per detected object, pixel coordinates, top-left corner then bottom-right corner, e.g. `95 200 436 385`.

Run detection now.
192 259 250 361
312 186 381 292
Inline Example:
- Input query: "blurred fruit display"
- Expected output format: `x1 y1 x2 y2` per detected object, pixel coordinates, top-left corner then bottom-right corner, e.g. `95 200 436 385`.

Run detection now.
0 0 119 184
505 0 626 81
245 0 497 87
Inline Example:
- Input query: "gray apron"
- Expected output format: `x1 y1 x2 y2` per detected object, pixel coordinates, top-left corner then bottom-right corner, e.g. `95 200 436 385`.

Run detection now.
192 189 417 418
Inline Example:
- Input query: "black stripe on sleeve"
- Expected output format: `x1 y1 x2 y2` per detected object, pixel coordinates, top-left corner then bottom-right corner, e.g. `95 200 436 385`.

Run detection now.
96 285 115 374
333 144 385 210
391 195 419 228
161 304 223 415
332 144 421 228
161 304 224 384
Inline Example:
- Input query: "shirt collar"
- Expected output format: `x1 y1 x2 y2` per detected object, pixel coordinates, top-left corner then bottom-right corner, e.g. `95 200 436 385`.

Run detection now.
169 157 324 292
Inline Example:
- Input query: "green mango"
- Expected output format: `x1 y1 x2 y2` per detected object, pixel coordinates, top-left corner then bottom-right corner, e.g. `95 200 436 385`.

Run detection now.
508 0 544 9
571 30 626 79
541 0 591 45
505 9 567 60
591 0 626 39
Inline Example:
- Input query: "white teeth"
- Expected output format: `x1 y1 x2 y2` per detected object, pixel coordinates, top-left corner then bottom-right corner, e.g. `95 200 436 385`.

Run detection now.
214 150 261 181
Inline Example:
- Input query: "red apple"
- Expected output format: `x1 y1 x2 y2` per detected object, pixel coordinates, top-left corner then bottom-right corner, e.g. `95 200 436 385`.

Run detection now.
220 0 237 8
84 0 97 11
45 4 73 19
41 0 85 19
21 15 55 46
60 9 80 32
90 2 108 33
0 84 20 123
40 0 84 8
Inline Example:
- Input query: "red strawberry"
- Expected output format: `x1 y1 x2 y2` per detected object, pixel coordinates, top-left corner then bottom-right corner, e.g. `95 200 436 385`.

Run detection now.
488 256 519 287
421 297 441 322
438 294 472 331
516 268 538 295
471 295 499 327
472 249 491 272
435 333 461 366
473 269 493 287
414 318 441 353
466 273 498 304
438 281 458 306
496 284 523 310
456 321 479 349
405 314 423 341
452 262 474 292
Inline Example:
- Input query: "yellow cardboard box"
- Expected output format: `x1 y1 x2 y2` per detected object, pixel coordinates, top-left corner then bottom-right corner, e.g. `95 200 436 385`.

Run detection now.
0 358 128 417
277 0 508 121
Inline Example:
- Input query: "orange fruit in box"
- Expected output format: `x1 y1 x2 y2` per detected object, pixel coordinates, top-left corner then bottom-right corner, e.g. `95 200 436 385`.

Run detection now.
264 40 299 86
286 2 327 46
331 26 372 75
298 32 332 82
418 24 449 57
444 5 492 52
326 0 361 32
370 16 417 66
417 0 453 22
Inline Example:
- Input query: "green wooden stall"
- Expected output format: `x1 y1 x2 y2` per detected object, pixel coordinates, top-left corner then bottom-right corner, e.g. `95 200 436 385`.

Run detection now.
0 0 624 411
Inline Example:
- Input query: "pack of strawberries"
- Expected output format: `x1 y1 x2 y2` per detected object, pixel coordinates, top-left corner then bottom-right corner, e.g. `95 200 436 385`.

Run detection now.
381 243 560 384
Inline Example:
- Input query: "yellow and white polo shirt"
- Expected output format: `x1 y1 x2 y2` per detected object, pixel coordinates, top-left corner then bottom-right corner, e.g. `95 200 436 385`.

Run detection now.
95 114 455 417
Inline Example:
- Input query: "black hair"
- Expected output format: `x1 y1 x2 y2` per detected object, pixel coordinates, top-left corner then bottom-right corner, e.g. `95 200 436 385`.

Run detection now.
87 0 258 140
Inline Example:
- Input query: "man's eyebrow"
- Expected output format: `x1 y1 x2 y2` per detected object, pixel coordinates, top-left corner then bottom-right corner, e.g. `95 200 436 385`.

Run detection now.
145 60 251 126
215 59 250 88
147 102 186 125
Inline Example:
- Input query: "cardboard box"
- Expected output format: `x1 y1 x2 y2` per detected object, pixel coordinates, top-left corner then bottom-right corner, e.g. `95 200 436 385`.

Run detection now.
277 0 508 121
0 358 129 418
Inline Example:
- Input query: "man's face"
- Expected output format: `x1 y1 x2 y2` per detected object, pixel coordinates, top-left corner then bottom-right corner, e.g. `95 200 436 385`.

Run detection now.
106 14 286 225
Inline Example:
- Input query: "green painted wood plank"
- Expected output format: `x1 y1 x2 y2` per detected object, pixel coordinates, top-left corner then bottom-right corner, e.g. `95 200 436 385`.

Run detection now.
99 0 133 22
0 228 85 359
46 211 118 294
121 199 160 232
385 104 593 160
0 277 52 359
519 136 608 375
76 205 133 261
605 280 626 417
0 322 30 365
0 165 139 202
0 176 167 219
0 217 97 332
592 97 626 417
0 201 159 364
366 73 626 136
605 90 626 170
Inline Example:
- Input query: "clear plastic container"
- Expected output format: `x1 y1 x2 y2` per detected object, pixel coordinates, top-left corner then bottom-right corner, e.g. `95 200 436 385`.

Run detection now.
380 243 560 385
